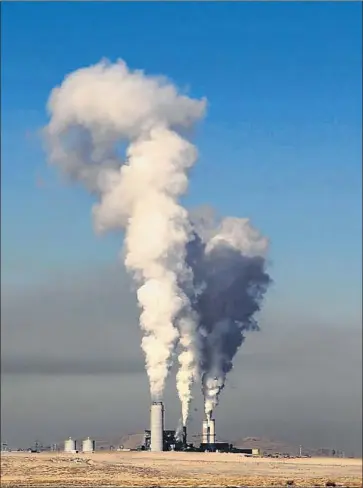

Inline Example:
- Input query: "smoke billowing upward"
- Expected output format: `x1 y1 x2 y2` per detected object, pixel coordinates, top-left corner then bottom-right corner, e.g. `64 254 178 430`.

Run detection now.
44 59 271 426
44 59 206 404
187 211 272 417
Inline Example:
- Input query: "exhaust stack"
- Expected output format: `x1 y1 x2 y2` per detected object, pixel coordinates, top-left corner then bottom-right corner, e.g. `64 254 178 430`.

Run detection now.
202 419 210 444
182 426 187 447
150 401 164 452
208 418 216 444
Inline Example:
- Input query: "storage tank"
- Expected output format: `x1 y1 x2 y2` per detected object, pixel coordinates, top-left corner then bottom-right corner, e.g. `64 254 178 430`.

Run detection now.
150 401 164 452
208 419 216 444
64 437 76 452
82 437 95 453
202 420 209 444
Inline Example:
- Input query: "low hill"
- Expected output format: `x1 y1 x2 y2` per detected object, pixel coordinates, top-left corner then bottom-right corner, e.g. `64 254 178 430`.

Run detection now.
233 436 299 455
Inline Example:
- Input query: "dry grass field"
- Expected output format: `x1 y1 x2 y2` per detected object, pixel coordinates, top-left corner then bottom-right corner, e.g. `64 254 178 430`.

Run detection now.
1 451 362 487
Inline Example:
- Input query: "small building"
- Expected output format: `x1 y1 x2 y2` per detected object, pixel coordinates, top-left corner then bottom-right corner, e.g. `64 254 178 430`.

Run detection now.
200 442 232 453
232 447 261 456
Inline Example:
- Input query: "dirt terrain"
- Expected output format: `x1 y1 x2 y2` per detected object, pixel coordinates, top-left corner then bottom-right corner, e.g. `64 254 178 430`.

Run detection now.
1 451 362 487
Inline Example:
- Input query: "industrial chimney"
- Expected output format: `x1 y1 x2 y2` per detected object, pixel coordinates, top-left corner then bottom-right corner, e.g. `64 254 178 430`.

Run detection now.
208 418 216 445
182 426 187 448
150 401 164 452
202 419 209 444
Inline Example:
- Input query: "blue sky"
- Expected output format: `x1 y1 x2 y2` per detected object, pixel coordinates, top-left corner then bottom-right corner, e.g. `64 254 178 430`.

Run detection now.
2 1 362 326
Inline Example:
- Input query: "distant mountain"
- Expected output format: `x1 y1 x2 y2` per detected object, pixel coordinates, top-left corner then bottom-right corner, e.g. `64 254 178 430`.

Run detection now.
232 436 348 458
116 433 145 450
233 436 300 455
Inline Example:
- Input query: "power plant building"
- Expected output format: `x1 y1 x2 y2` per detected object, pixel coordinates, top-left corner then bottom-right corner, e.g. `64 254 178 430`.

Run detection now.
141 409 260 454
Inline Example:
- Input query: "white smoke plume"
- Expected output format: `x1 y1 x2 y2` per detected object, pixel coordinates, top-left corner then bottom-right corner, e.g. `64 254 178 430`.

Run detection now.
187 211 272 417
44 59 206 404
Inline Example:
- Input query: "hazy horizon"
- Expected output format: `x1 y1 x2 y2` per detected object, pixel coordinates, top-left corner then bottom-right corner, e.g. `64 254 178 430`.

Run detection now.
2 264 362 455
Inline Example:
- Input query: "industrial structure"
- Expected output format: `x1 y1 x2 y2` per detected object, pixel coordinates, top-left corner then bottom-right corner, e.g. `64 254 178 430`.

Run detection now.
142 404 261 454
150 401 164 452
182 426 187 447
145 401 192 452
208 418 216 444
199 415 230 452
143 403 240 453
82 437 95 453
60 403 261 455
202 419 209 444
64 437 77 453
143 428 189 452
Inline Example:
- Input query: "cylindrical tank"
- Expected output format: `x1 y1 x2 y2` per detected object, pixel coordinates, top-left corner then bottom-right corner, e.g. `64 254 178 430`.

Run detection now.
82 437 95 453
64 437 76 452
150 401 164 452
202 420 209 444
208 419 216 444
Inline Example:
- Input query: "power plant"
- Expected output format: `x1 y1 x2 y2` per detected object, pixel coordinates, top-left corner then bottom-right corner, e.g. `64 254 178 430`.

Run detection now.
59 403 260 455
41 56 271 462
53 403 261 455
142 402 249 453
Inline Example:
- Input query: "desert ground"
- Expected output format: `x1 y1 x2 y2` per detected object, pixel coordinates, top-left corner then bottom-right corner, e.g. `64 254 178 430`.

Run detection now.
1 451 362 487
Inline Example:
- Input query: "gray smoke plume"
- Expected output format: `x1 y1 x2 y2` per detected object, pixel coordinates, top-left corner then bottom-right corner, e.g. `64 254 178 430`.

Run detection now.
187 212 272 417
44 59 206 405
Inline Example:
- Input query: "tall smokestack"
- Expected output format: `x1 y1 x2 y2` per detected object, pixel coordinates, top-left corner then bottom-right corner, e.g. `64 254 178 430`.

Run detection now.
202 419 209 444
182 426 187 447
150 401 164 452
208 418 216 444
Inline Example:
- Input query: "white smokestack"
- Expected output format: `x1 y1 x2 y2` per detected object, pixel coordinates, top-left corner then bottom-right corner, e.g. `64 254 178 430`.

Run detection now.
150 401 164 452
202 419 209 444
208 418 216 444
